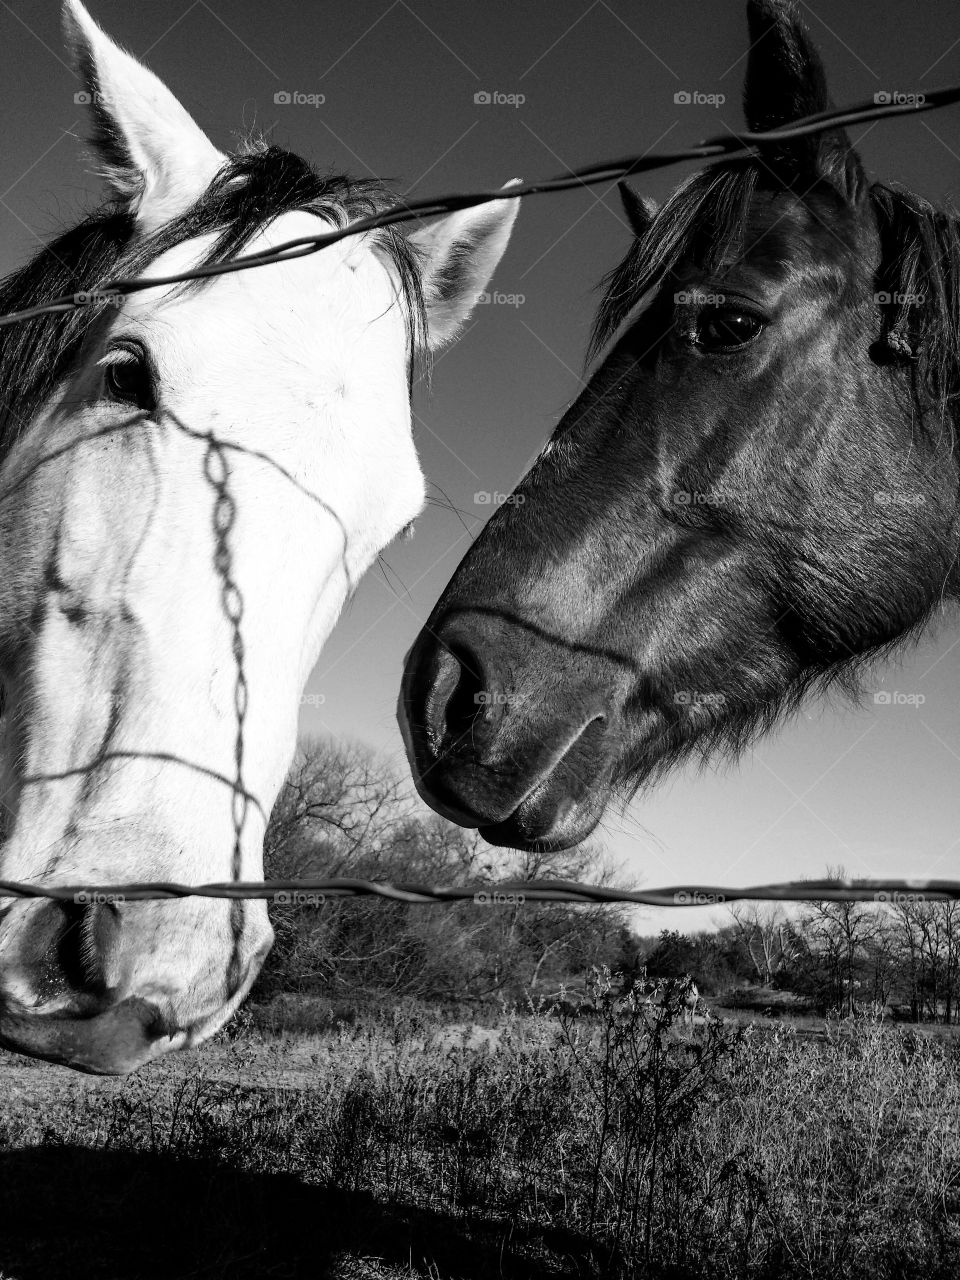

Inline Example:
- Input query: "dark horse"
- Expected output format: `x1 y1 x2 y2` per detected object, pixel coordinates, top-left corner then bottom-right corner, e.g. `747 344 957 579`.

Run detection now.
400 0 960 851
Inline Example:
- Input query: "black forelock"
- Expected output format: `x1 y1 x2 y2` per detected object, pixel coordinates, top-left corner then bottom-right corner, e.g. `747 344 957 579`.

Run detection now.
588 161 762 362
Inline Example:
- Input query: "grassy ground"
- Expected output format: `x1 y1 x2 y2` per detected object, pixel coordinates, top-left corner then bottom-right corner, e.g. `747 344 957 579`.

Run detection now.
0 993 958 1280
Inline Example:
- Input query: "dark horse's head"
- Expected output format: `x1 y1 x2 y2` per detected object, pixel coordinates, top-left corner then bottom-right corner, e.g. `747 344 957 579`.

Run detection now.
401 0 960 850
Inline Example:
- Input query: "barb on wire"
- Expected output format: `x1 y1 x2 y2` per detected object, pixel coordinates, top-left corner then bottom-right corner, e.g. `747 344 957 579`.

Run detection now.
0 877 956 906
1 84 959 330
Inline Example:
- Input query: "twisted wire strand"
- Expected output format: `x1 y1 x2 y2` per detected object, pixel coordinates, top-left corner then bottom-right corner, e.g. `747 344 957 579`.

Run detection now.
0 878 954 906
1 85 958 329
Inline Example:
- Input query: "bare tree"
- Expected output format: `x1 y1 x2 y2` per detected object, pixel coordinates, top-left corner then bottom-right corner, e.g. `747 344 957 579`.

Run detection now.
264 737 413 876
257 736 632 1006
891 899 960 1023
789 869 881 1014
728 903 792 986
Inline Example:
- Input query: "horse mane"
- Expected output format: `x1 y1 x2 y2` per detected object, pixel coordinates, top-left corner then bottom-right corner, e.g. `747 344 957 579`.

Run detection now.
870 182 960 414
0 143 426 454
589 160 960 425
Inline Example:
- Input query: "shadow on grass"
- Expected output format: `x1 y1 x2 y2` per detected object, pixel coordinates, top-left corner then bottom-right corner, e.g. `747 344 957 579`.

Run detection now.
0 1146 598 1280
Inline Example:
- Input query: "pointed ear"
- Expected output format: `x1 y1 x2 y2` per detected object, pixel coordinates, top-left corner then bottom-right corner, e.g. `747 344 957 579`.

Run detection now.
63 0 225 233
618 183 657 238
743 0 865 201
408 180 521 351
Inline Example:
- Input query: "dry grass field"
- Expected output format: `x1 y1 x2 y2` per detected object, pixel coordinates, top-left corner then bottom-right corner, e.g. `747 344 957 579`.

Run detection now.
0 990 958 1280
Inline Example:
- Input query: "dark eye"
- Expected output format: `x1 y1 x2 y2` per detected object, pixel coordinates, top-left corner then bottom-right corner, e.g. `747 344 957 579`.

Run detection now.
103 348 155 412
695 308 764 352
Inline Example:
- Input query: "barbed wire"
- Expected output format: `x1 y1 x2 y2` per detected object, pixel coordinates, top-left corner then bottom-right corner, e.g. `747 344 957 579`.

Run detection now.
0 877 955 906
2 86 959 913
1 84 959 329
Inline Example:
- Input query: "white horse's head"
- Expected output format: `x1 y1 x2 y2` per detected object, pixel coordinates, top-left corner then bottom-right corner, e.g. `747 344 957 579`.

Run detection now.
0 0 518 1073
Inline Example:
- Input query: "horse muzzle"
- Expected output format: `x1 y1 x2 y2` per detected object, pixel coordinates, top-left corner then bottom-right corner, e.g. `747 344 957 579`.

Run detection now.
0 896 272 1073
399 609 622 849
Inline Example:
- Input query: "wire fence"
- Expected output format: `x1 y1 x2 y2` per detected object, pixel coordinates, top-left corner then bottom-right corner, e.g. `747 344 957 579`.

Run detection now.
2 84 959 912
1 84 959 328
0 877 957 907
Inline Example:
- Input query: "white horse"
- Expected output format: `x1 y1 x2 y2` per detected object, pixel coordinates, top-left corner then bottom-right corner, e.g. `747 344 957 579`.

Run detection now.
0 0 518 1073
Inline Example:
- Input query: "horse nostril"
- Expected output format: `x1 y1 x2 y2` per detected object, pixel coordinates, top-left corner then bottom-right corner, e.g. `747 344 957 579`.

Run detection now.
424 641 496 749
445 645 491 738
422 645 459 752
28 900 123 1002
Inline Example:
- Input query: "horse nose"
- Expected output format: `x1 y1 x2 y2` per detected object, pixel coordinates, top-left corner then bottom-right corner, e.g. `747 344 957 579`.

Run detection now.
0 896 271 1073
0 898 180 1072
400 610 619 844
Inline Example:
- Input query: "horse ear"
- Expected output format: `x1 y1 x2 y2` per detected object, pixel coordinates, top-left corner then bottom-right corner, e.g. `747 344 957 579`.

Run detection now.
618 183 657 238
408 181 521 351
743 0 866 201
63 0 225 233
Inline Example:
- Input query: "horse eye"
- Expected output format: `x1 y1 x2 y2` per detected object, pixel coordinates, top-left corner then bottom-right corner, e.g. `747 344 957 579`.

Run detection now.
695 308 764 352
103 350 155 411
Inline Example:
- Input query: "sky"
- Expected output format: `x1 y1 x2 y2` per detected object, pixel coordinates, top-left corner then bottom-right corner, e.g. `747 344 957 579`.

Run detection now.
2 0 960 931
